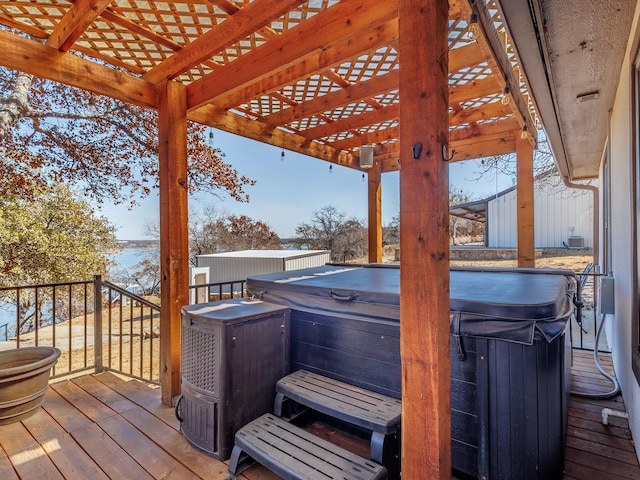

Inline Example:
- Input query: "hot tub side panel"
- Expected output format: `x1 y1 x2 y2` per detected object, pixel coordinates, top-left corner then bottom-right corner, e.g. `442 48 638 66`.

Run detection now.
290 309 401 398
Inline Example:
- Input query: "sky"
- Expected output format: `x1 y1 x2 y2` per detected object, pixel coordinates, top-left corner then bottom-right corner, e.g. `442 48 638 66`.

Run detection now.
99 129 517 240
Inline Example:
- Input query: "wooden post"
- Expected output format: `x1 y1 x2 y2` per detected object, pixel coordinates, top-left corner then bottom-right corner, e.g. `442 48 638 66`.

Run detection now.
398 0 451 478
368 160 383 263
158 80 190 406
516 136 535 267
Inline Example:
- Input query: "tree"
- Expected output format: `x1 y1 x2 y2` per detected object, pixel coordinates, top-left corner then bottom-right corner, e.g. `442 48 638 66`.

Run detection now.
383 215 400 246
0 184 119 332
449 187 485 245
0 69 254 205
189 210 281 263
294 206 367 262
128 249 161 296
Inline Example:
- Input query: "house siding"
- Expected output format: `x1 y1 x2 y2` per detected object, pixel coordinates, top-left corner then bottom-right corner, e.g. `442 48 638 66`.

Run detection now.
606 0 640 464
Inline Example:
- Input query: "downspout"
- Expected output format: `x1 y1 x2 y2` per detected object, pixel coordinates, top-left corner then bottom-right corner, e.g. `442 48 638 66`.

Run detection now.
562 176 599 267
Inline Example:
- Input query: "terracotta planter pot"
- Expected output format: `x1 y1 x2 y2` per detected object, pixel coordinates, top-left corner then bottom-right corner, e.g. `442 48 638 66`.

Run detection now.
0 347 61 425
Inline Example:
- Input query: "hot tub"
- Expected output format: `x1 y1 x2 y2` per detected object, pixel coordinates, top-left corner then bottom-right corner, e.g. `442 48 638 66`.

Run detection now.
246 264 574 480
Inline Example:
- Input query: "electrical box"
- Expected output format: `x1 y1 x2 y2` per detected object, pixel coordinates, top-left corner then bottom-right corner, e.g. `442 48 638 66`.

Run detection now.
599 276 615 315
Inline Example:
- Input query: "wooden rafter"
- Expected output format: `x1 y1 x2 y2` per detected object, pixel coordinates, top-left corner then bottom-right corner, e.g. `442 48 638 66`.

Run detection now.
203 18 399 113
189 105 357 168
0 29 157 109
143 0 307 83
47 0 112 51
0 1 537 171
461 0 537 144
187 0 399 110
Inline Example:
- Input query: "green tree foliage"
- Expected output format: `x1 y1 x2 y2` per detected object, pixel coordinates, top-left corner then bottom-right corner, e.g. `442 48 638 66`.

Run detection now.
294 206 367 262
0 70 254 205
0 185 118 286
0 184 119 332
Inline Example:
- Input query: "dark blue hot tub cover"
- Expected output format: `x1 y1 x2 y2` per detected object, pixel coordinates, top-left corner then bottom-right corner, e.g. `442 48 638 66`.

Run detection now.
246 265 575 345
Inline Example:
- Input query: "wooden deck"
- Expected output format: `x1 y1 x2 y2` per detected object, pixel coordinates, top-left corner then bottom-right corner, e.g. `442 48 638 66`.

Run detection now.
0 349 637 479
565 349 639 480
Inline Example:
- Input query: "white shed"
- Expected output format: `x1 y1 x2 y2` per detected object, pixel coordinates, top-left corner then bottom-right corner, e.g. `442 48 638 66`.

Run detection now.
196 249 331 284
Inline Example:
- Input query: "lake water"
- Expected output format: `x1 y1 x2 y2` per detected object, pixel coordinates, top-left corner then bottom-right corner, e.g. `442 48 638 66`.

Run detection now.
109 247 157 273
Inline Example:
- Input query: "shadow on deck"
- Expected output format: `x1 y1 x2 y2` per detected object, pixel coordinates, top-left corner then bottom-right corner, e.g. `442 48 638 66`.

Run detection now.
0 349 637 479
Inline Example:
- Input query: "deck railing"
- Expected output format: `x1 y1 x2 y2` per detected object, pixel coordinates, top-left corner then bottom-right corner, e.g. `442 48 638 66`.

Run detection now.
188 279 246 304
0 276 247 384
0 269 605 383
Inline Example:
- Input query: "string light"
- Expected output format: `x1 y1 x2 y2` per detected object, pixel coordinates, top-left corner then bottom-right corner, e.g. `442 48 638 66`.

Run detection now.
281 148 285 161
467 12 479 41
362 173 365 182
501 86 511 105
208 128 214 146
329 164 333 174
520 125 529 140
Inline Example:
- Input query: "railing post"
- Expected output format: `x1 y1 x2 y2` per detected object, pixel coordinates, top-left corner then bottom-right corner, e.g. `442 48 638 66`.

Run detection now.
94 274 104 373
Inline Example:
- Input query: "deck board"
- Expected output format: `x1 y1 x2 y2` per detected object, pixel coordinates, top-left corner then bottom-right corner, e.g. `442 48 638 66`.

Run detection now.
0 350 636 479
21 409 111 480
564 350 640 480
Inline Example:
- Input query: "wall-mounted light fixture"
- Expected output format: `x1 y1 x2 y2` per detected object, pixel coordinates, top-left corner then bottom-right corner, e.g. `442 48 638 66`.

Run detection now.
360 145 374 169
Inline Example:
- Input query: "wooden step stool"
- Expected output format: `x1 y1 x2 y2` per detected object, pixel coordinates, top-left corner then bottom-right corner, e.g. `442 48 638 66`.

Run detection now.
227 413 387 480
274 369 402 466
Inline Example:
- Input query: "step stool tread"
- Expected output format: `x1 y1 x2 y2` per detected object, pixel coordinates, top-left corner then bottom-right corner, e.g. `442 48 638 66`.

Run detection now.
276 370 401 433
233 414 387 480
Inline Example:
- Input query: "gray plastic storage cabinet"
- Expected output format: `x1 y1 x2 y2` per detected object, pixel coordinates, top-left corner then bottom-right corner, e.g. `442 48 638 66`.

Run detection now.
178 299 290 460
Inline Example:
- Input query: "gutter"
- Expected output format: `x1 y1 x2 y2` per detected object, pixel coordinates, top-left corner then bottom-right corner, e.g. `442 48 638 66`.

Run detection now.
561 176 599 267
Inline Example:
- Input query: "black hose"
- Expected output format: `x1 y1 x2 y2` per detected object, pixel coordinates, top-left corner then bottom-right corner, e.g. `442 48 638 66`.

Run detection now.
570 313 621 399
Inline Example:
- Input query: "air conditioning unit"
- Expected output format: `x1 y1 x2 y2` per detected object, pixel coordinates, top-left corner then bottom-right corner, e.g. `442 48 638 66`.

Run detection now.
567 236 584 248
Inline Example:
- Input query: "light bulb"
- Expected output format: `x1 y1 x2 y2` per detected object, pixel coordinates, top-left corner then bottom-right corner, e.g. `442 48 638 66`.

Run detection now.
467 13 479 41
520 126 528 140
329 164 333 174
501 86 511 105
281 149 285 161
362 173 365 182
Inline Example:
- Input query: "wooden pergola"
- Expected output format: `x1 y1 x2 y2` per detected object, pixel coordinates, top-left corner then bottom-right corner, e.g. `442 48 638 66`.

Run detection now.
0 1 539 477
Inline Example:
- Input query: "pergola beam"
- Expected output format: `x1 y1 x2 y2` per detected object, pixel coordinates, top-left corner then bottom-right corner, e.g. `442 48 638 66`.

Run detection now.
190 106 357 168
158 80 190 406
399 0 451 477
187 0 398 110
207 18 399 113
264 70 400 127
462 0 538 143
516 135 535 266
0 29 157 109
47 0 112 51
367 160 383 263
143 0 307 83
